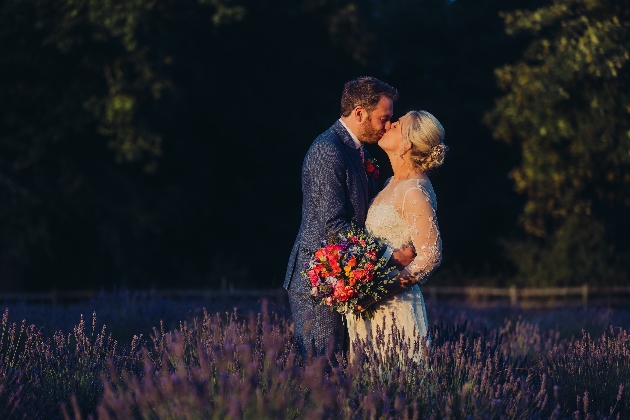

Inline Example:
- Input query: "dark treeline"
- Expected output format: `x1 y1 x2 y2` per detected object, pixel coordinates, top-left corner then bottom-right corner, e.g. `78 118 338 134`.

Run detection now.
1 0 628 291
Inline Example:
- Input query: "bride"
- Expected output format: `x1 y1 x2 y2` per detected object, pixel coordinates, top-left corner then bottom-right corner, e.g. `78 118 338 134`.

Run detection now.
346 110 446 358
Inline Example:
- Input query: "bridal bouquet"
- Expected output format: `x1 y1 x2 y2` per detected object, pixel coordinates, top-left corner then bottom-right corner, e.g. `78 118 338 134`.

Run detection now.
302 225 397 319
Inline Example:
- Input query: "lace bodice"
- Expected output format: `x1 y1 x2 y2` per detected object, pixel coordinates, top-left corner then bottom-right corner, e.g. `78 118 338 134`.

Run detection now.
365 176 442 284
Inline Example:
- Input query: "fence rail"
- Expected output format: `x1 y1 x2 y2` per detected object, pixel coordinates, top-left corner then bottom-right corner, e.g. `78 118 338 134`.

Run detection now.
1 285 630 307
421 285 630 308
0 289 287 305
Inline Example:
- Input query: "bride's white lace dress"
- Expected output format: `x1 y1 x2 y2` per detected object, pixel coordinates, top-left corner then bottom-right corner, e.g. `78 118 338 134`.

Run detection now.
346 175 442 356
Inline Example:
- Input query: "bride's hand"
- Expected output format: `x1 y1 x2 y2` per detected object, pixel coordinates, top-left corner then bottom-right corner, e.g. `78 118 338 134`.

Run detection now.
354 297 376 313
390 245 416 270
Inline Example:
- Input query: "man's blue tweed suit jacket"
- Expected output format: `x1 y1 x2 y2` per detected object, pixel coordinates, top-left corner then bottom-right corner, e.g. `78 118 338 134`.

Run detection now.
284 120 379 293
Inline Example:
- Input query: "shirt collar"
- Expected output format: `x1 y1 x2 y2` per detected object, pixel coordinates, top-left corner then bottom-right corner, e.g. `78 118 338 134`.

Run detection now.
338 118 362 149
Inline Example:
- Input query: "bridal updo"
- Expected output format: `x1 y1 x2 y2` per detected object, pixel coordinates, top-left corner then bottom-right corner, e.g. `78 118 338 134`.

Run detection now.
403 110 447 172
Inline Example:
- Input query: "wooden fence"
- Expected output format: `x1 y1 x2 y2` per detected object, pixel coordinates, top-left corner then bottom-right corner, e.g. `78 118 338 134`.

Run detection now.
1 285 630 308
421 285 630 308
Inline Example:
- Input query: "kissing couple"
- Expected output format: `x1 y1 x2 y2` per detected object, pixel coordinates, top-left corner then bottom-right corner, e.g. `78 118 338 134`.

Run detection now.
284 77 447 358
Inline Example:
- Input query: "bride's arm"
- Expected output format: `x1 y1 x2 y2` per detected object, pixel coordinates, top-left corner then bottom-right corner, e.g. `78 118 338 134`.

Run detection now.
356 186 441 311
395 185 442 286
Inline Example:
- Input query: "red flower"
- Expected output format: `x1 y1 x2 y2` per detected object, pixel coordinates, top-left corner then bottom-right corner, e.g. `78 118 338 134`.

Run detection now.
325 244 343 253
330 261 342 276
364 158 380 179
308 271 319 286
333 279 357 302
324 244 343 263
352 269 365 281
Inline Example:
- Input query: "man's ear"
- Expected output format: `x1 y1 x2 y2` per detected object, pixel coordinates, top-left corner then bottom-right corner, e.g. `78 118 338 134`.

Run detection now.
353 106 366 122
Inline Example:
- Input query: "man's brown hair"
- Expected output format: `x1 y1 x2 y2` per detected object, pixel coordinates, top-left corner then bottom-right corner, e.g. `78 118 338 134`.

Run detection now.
340 77 399 117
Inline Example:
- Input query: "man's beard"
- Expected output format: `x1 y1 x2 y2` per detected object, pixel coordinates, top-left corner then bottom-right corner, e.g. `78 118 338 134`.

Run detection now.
357 117 385 144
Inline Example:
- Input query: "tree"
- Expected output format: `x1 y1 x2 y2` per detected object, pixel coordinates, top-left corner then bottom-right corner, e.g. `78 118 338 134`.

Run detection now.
485 0 630 286
0 0 243 290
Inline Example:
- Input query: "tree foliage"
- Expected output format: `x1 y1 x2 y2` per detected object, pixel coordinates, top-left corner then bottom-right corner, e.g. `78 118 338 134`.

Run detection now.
4 0 604 291
486 0 630 285
0 0 243 289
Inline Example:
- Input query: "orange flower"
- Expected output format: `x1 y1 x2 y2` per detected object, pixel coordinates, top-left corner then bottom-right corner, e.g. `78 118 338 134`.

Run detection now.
352 269 365 281
330 260 342 276
314 249 327 262
313 264 328 277
347 255 357 268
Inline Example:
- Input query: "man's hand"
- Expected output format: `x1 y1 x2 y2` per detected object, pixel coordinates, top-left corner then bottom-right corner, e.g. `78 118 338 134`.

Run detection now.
390 245 416 270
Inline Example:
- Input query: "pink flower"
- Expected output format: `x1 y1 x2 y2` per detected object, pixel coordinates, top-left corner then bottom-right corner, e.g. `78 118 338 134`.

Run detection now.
325 297 333 306
308 271 319 286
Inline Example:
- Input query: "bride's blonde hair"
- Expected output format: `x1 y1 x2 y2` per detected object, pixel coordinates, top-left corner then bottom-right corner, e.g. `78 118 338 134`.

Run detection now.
403 110 447 172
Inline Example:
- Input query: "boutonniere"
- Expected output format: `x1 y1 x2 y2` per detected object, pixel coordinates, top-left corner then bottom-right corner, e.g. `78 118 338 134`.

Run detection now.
364 158 380 179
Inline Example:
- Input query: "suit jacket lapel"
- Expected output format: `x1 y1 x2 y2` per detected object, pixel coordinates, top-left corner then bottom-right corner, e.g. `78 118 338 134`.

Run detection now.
332 121 369 207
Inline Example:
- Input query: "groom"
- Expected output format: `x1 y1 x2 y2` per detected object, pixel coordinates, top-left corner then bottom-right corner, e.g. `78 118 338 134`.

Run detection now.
284 77 415 357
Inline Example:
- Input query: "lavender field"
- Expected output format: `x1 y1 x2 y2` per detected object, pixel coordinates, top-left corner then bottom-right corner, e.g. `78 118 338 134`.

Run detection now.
1 291 629 419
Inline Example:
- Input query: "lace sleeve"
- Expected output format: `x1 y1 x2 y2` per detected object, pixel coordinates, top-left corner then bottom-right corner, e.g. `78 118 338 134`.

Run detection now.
399 184 442 285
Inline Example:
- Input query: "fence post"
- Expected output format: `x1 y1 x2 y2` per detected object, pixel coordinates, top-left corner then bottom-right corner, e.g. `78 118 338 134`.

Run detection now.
509 285 518 308
582 283 588 309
